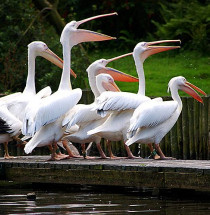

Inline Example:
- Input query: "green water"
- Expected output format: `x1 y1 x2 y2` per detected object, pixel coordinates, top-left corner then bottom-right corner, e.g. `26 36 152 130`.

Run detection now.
0 186 209 214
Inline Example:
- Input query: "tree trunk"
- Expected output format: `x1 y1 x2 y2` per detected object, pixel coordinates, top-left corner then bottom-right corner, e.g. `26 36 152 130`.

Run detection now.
32 0 65 35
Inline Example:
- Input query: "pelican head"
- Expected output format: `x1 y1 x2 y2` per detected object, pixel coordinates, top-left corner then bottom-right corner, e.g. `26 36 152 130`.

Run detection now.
168 76 206 103
86 53 138 83
28 41 76 78
133 40 181 62
60 13 117 47
96 73 120 93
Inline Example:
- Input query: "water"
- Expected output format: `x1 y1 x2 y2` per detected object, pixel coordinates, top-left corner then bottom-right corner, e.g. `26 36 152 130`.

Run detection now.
0 186 210 215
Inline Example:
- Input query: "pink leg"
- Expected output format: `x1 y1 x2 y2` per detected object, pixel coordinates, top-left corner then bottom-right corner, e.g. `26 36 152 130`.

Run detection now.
62 140 82 158
147 143 160 160
155 144 176 160
3 142 15 159
81 143 95 159
106 140 119 159
124 144 142 159
96 142 107 159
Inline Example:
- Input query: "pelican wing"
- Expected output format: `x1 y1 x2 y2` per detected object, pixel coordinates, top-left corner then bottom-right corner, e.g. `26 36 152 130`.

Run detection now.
0 92 22 103
63 103 102 129
0 104 22 135
23 88 82 136
36 86 52 99
93 91 150 117
128 100 178 135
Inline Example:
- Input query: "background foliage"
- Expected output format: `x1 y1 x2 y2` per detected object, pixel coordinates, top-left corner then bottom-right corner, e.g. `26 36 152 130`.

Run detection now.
0 0 209 95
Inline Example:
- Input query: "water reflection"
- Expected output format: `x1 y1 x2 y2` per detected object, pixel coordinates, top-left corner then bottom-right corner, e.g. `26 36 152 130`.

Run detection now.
0 187 209 215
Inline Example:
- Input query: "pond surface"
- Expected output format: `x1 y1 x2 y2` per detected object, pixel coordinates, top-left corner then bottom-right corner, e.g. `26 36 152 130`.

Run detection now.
0 186 209 215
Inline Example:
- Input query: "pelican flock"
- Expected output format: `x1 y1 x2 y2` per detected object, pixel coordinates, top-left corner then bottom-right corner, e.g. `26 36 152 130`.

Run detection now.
0 12 206 161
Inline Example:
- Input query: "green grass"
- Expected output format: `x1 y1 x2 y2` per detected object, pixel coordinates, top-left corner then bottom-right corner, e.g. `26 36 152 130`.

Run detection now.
89 50 209 97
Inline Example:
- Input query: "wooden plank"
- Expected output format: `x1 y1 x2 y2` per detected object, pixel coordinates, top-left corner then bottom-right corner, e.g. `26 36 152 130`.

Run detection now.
176 116 183 159
187 97 195 159
170 122 178 158
202 97 209 159
193 98 199 159
182 97 189 159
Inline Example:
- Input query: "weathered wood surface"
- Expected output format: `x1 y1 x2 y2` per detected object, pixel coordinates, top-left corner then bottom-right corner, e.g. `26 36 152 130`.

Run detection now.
0 156 210 192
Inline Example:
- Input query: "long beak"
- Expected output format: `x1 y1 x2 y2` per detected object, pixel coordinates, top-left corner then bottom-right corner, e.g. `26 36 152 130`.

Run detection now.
75 13 117 43
102 80 121 92
101 52 138 82
77 12 118 26
98 67 138 82
41 48 77 78
142 40 181 60
180 82 206 103
106 52 133 63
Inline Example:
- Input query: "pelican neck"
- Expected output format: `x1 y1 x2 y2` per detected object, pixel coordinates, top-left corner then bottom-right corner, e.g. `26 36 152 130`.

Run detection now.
23 50 36 95
170 84 183 111
58 42 72 91
88 70 100 100
133 52 145 96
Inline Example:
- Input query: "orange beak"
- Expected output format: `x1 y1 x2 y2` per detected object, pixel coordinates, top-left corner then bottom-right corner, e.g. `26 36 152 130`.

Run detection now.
42 48 77 78
98 52 139 82
102 79 121 92
74 12 117 44
141 39 181 61
180 81 206 103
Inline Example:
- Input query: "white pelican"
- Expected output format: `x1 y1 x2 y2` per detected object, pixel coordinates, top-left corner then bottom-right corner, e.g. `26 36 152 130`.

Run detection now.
126 76 206 159
23 13 118 160
0 41 68 159
88 40 180 158
62 53 137 159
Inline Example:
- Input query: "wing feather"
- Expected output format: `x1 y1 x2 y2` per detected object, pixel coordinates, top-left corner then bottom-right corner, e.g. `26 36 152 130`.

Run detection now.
0 104 22 135
23 88 82 136
128 100 178 137
93 91 150 117
63 103 102 129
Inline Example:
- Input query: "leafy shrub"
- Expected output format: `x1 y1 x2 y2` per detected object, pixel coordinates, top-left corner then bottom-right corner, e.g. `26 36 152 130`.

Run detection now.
152 0 210 54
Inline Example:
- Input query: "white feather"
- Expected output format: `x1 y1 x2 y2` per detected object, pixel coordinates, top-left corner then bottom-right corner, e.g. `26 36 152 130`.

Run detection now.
92 91 150 116
22 88 82 136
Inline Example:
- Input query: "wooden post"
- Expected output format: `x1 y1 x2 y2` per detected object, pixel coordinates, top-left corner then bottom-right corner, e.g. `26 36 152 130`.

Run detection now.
188 97 195 159
170 122 178 158
176 116 183 159
182 97 189 159
202 97 208 159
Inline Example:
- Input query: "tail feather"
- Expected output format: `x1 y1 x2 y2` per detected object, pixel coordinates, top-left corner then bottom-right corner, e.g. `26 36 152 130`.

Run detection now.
87 128 98 136
24 140 38 154
125 138 134 146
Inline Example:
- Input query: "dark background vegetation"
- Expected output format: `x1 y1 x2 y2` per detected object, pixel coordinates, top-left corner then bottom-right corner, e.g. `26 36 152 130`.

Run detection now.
0 0 209 94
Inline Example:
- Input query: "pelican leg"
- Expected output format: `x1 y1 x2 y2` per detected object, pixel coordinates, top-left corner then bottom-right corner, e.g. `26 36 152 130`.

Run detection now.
47 142 62 161
62 140 82 158
3 142 15 159
55 144 69 160
106 140 119 159
81 143 87 159
155 144 176 160
147 143 160 160
81 143 95 159
96 142 107 159
13 136 27 146
124 144 142 159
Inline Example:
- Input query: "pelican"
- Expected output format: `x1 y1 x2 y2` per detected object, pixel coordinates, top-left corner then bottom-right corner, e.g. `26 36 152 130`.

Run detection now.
0 41 69 159
62 53 137 159
23 13 118 160
88 40 180 158
126 76 206 158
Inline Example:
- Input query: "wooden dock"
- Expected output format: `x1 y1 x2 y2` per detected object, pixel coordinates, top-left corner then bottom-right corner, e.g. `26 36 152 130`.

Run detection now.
0 156 210 192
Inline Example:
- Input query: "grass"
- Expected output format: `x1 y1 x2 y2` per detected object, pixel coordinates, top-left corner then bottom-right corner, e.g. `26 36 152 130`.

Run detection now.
89 49 209 97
